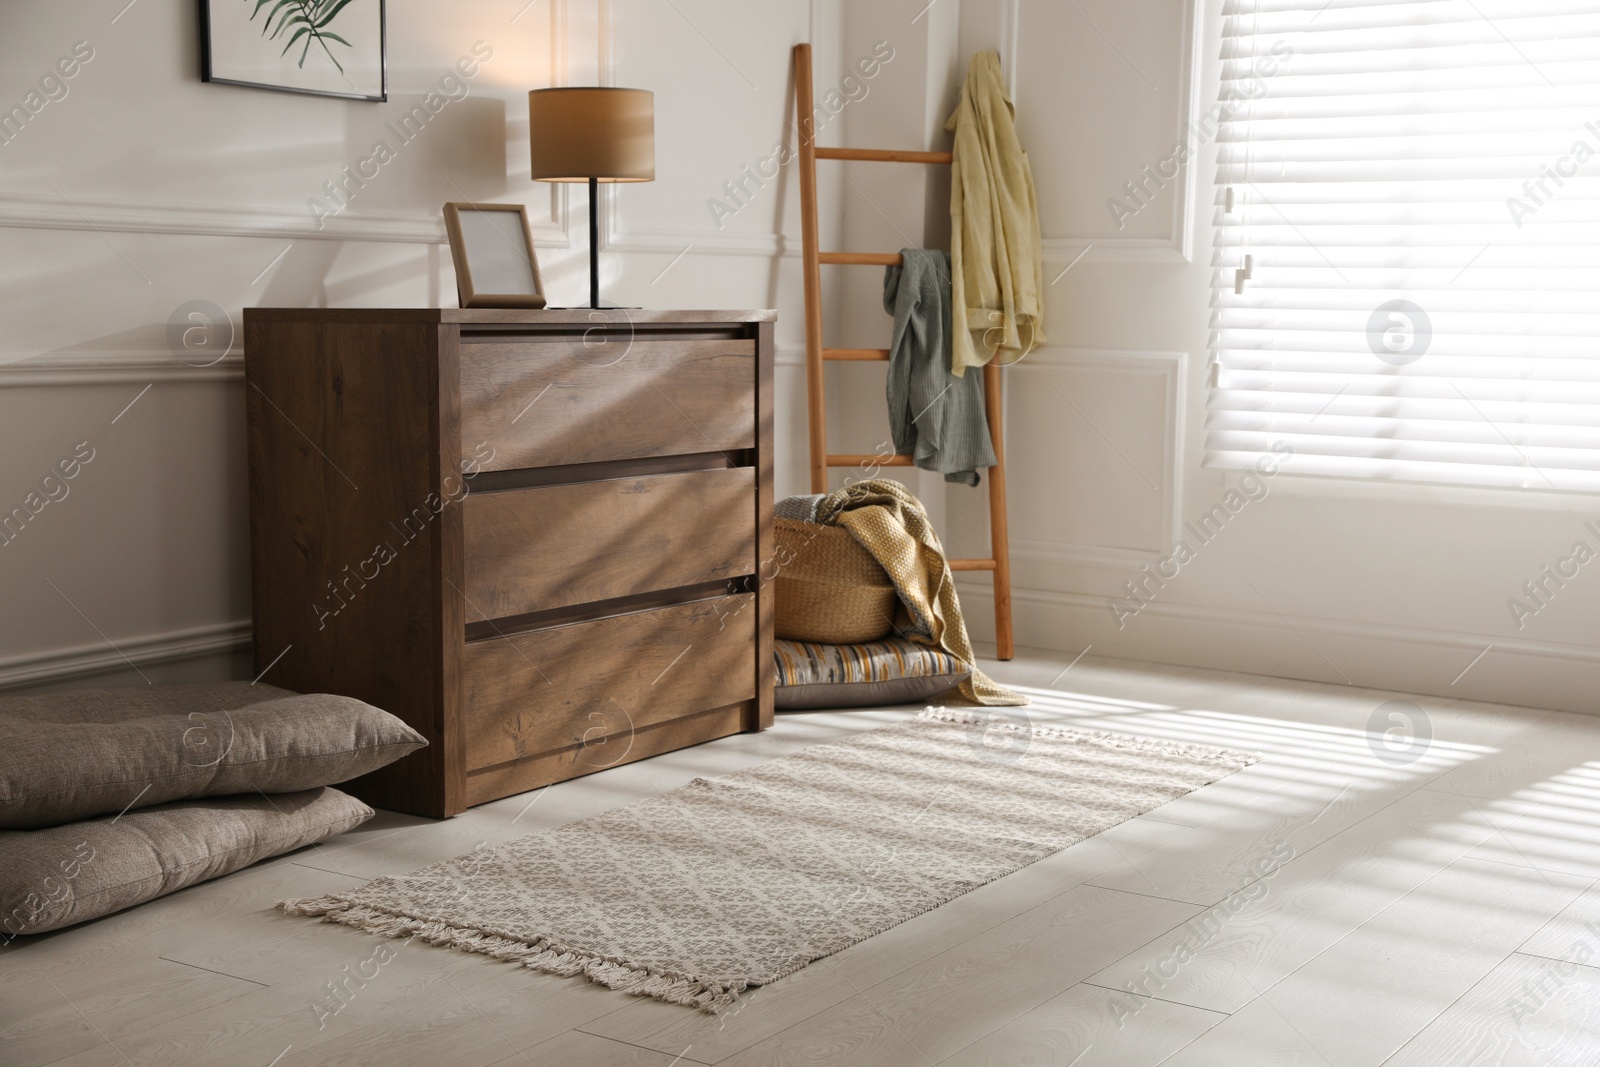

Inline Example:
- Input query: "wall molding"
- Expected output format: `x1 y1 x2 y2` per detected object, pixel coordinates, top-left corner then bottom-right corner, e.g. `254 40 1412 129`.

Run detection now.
999 0 1021 100
0 181 807 258
1042 237 1188 266
0 350 244 386
957 583 1600 717
0 185 570 249
606 225 795 258
0 619 252 693
1006 347 1187 566
1023 0 1201 265
1010 537 1161 569
0 190 463 246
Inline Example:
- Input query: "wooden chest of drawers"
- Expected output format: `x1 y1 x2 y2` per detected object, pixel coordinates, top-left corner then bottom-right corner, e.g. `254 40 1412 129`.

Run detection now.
243 309 775 817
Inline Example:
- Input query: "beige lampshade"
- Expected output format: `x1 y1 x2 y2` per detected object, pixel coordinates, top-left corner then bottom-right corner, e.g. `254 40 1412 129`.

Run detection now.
528 87 655 183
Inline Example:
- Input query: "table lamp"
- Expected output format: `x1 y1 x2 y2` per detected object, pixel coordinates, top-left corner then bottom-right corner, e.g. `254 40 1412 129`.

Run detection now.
528 87 655 309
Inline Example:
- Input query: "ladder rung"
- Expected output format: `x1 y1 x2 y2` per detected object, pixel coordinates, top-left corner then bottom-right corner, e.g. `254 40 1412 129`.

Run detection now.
949 559 999 572
814 147 953 165
819 252 903 266
827 454 913 467
824 348 890 361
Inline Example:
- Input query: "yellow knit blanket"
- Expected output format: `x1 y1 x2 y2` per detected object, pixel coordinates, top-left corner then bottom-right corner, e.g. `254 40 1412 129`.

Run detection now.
817 480 1025 707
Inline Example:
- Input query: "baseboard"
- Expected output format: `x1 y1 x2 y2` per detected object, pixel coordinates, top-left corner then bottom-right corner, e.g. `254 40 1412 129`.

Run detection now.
0 620 253 693
958 583 1600 717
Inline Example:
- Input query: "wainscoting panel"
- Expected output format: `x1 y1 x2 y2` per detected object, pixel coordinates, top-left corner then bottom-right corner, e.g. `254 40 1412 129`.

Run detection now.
1009 0 1200 263
0 377 249 680
1004 349 1185 568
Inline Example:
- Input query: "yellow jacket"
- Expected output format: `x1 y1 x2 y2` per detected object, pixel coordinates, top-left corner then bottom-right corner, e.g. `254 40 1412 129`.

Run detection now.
946 51 1045 376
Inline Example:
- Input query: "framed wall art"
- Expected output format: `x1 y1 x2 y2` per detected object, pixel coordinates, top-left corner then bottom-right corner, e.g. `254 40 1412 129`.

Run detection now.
200 0 387 102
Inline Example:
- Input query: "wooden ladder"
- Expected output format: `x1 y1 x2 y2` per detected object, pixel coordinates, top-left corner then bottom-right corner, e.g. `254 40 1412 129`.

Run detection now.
792 42 1014 660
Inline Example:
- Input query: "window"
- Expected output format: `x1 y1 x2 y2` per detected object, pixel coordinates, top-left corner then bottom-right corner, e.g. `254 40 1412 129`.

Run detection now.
1207 0 1600 490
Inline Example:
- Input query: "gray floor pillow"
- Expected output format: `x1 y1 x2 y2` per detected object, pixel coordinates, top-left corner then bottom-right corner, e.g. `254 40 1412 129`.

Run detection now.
0 683 425 829
0 787 372 937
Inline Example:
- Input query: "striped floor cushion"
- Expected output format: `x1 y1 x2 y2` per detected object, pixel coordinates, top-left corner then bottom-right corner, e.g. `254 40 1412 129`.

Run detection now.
774 638 969 710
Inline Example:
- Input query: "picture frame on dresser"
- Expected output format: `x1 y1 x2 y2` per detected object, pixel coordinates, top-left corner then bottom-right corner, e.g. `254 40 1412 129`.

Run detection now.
243 308 775 817
443 203 547 309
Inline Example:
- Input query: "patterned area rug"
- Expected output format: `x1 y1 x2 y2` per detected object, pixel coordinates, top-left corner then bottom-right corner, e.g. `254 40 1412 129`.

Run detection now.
281 708 1258 1011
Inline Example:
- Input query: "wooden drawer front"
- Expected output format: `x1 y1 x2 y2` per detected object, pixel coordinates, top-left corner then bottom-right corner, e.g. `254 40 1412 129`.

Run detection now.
462 594 755 772
461 469 755 622
460 339 754 470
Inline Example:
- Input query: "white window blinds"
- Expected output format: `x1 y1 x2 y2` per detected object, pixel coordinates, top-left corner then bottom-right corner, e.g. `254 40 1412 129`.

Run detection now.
1208 0 1600 490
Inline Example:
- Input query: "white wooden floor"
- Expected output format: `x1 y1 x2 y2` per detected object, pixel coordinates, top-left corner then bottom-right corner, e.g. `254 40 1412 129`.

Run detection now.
8 649 1600 1066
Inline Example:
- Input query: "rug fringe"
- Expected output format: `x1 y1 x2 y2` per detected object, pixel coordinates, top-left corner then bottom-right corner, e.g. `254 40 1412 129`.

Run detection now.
278 896 747 1013
915 706 1261 766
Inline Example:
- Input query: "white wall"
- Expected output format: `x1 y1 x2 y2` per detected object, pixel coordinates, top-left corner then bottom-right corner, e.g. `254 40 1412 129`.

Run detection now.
0 0 914 691
12 0 1594 715
948 0 1600 715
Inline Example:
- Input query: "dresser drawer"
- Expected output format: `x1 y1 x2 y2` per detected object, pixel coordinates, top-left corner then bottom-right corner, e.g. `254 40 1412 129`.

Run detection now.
459 338 755 470
461 593 755 772
461 468 755 622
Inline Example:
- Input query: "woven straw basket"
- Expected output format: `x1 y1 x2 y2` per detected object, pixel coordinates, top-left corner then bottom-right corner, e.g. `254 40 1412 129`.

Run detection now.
774 519 899 643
